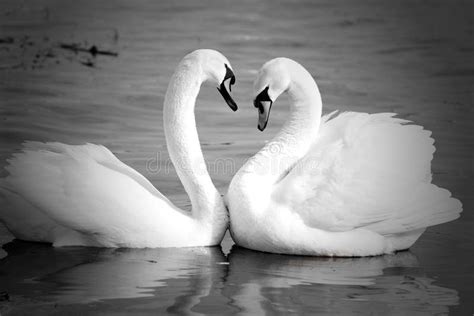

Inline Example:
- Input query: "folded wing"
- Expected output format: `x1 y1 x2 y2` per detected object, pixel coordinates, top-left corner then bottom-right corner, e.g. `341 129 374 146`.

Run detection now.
275 112 462 235
0 142 190 246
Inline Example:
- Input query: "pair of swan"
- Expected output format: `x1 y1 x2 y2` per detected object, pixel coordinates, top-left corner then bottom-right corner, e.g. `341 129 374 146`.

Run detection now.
0 49 462 256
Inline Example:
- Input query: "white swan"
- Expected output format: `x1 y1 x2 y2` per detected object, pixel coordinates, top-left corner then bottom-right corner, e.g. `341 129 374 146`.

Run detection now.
0 49 237 248
227 57 462 256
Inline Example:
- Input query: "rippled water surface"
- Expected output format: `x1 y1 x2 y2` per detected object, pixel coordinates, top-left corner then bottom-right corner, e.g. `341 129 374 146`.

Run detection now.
0 0 472 314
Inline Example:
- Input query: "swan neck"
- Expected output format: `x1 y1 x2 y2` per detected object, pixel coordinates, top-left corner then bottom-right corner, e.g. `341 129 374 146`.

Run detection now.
247 69 322 184
163 58 222 222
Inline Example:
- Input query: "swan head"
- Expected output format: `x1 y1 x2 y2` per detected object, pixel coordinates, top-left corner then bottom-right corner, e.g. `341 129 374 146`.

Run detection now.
253 58 316 131
253 58 294 131
187 49 238 111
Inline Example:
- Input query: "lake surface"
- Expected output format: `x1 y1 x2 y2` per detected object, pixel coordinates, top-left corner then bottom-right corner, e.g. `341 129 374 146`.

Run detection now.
0 0 472 314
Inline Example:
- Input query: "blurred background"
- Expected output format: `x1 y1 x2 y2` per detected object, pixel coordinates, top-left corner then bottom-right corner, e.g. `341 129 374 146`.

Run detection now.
0 0 472 314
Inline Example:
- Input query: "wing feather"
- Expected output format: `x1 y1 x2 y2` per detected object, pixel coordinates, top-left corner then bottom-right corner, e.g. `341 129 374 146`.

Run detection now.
2 142 188 245
275 112 461 235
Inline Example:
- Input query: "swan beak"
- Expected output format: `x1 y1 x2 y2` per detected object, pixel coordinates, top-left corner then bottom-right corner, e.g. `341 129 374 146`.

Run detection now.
217 65 238 111
254 86 273 131
256 101 273 131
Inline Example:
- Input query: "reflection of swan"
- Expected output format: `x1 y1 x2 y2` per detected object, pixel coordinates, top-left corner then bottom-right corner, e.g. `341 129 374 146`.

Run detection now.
224 246 458 314
227 247 418 286
0 49 237 247
227 58 462 256
0 241 227 308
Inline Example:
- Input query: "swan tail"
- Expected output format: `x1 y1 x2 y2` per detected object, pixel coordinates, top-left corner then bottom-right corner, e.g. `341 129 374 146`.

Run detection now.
355 113 461 233
1 143 59 242
367 184 462 235
0 142 100 244
0 182 92 245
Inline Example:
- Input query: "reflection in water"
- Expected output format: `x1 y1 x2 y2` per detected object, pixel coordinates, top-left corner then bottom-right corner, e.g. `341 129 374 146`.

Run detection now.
0 241 461 314
224 246 458 315
0 241 229 314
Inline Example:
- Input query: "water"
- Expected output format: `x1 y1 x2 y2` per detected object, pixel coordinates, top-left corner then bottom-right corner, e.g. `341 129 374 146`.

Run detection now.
0 0 472 314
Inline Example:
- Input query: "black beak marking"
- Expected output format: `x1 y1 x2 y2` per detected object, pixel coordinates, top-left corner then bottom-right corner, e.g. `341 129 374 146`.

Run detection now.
257 102 273 132
254 86 272 105
254 86 273 131
217 64 238 111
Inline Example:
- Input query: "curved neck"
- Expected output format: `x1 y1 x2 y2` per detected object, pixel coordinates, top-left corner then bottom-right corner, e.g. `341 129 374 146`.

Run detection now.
246 65 323 184
163 57 222 221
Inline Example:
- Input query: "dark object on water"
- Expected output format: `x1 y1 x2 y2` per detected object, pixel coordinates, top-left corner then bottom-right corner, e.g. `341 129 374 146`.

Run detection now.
0 37 14 44
89 45 98 56
0 291 10 301
80 59 95 68
59 43 118 57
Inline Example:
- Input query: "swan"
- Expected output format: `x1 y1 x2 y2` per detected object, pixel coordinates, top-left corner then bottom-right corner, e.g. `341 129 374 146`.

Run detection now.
0 49 237 248
227 57 462 257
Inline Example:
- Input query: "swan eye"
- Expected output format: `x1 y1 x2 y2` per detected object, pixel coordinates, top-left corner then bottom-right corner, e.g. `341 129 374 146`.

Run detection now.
223 64 236 91
217 64 238 111
223 64 233 80
254 86 273 131
254 86 272 114
254 86 272 105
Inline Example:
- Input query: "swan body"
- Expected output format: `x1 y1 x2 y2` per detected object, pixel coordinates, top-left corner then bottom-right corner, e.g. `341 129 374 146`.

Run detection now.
227 58 462 256
0 49 237 248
